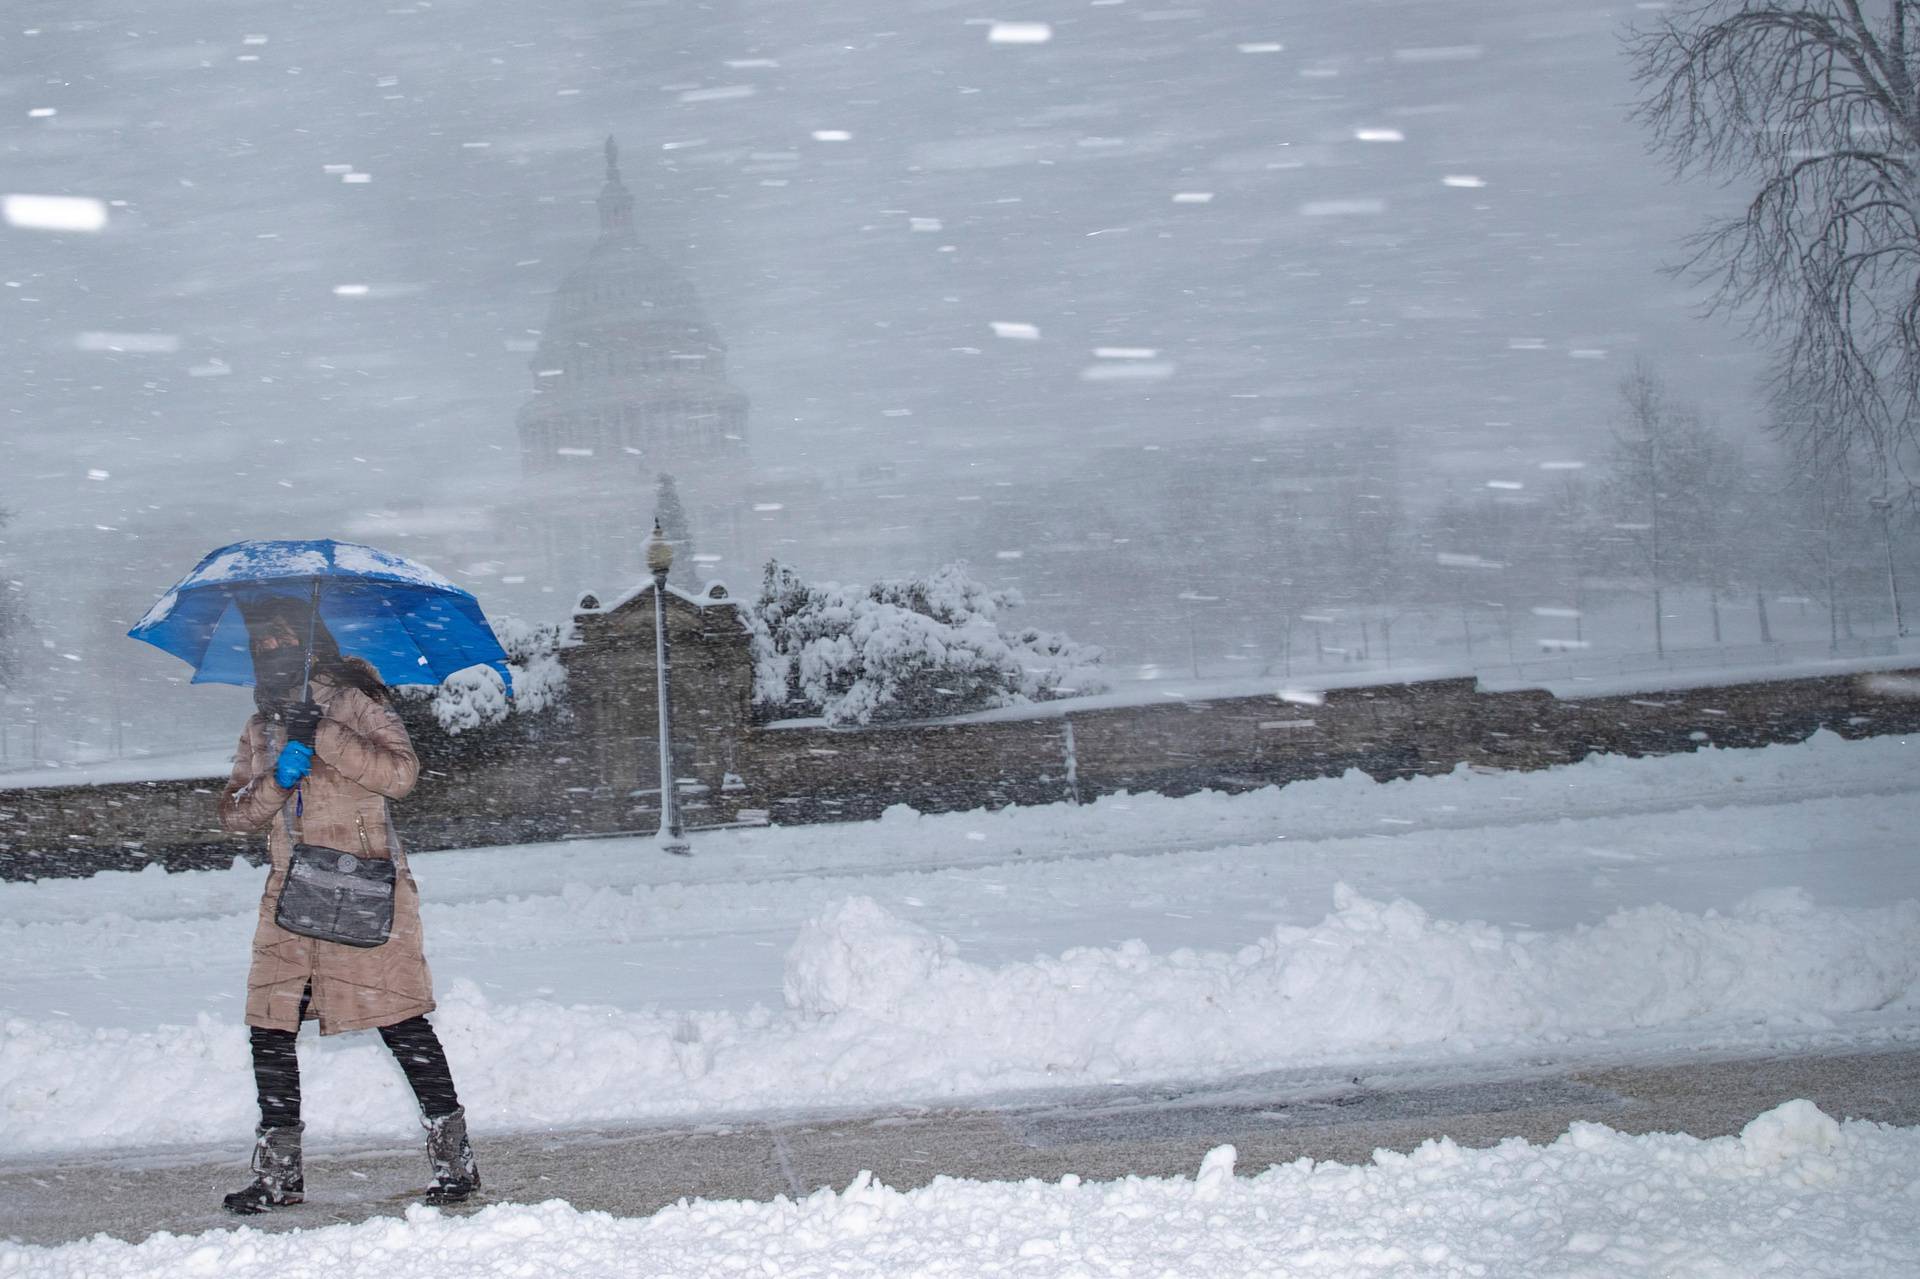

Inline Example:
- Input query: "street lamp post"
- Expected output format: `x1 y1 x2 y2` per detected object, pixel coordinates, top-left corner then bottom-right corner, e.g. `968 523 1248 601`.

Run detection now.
1868 495 1907 639
645 520 691 856
1176 591 1218 678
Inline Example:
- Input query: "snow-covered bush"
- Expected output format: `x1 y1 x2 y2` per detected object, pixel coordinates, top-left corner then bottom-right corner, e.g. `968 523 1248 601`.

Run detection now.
427 615 569 736
748 560 1106 726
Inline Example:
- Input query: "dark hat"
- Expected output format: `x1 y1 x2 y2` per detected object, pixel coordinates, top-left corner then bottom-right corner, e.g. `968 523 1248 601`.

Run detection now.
236 596 343 665
236 594 310 634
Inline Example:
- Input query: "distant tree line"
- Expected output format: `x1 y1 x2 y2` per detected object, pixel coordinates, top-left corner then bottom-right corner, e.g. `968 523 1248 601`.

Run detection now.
1385 363 1909 665
929 365 1912 679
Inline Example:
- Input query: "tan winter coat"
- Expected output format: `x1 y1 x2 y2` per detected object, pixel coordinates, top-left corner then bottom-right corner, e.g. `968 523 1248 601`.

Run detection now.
219 676 434 1035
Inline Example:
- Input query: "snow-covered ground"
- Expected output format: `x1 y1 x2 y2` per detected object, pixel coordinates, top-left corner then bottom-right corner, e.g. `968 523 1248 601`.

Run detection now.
3 731 1917 1272
2 730 1916 1159
6 1103 1915 1277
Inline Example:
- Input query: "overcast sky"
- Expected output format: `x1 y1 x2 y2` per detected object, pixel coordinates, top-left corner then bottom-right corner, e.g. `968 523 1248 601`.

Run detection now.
2 0 1762 753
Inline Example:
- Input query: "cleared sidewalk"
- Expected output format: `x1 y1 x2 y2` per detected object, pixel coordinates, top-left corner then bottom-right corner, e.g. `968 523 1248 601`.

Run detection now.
4 1045 1916 1248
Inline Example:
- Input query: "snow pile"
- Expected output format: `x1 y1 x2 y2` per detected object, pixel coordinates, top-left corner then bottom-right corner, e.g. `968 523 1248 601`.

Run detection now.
778 888 1920 1078
781 895 958 1015
1739 1097 1842 1167
6 1104 1917 1277
749 560 1106 725
4 887 1915 1155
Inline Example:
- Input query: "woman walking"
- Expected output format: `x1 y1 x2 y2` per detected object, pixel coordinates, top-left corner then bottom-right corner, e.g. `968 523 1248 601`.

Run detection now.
217 597 479 1214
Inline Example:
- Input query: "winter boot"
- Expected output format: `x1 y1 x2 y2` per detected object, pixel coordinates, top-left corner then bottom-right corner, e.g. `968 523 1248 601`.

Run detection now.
223 1123 305 1214
421 1107 481 1205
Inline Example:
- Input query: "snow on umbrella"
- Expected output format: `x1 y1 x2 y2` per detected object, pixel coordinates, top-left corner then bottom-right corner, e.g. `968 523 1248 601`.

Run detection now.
127 539 513 694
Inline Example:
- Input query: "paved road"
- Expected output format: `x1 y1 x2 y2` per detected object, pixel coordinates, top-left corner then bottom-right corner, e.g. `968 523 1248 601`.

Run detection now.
4 1046 1915 1248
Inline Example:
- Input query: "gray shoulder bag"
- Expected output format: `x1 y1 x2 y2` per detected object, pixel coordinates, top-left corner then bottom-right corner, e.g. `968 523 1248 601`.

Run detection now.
275 799 397 948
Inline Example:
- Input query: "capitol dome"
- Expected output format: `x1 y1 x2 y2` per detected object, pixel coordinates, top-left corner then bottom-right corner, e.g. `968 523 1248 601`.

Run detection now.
516 138 748 477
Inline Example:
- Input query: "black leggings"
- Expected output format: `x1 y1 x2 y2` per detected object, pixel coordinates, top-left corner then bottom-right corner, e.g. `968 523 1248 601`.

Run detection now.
250 1005 461 1128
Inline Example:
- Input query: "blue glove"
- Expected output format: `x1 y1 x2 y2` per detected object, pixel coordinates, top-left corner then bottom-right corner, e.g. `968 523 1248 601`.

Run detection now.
274 741 314 790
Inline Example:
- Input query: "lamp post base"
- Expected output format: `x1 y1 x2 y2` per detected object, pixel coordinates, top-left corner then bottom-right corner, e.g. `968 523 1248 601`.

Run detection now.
654 828 691 857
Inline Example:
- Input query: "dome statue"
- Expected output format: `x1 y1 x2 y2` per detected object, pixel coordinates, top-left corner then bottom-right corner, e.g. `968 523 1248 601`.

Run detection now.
514 138 752 599
516 137 748 479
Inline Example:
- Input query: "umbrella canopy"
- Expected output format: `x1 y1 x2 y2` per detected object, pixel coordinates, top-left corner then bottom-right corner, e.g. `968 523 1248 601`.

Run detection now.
128 539 513 693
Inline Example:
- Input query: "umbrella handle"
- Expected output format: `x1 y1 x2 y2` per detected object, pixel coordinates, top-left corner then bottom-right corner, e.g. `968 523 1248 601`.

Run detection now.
300 579 321 701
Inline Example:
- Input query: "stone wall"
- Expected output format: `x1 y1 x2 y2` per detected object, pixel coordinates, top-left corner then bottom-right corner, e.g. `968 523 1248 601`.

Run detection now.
5 594 1918 881
721 667 1920 825
0 775 244 879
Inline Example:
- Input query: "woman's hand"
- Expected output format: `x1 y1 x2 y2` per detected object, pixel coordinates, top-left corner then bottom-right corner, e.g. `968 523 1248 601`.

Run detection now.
282 700 323 747
273 741 314 789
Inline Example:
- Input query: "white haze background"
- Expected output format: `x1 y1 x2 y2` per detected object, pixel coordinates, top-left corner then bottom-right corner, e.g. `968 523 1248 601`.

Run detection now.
1 0 1761 758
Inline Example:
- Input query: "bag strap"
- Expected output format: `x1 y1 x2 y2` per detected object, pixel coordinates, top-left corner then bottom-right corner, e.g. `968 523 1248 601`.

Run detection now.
272 722 408 872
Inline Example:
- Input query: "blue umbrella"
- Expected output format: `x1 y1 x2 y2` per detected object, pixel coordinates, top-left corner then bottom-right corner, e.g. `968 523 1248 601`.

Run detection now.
128 539 513 694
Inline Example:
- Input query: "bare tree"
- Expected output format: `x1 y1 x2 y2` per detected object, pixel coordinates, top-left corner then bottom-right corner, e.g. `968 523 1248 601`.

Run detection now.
1764 381 1906 644
1782 446 1871 648
1543 470 1602 645
1724 456 1789 641
1602 365 1745 655
1669 420 1749 643
1605 367 1675 655
1427 487 1580 664
1629 1 1920 491
0 506 27 692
